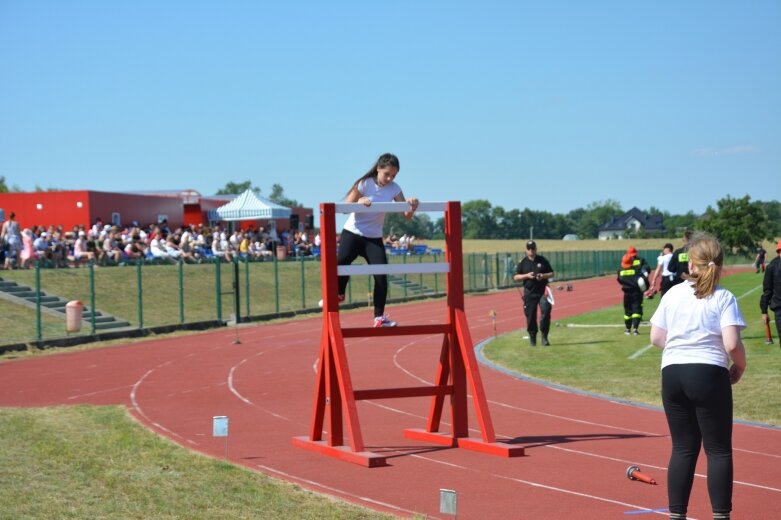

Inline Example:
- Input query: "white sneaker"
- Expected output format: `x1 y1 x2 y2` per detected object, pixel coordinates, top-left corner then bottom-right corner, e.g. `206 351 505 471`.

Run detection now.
318 294 345 308
373 315 397 327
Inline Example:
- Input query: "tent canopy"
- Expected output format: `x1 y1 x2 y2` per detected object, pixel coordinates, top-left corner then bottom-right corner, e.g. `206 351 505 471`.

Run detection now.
210 189 292 221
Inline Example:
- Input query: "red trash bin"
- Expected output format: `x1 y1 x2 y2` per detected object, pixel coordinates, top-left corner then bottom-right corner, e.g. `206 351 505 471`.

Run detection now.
65 300 83 332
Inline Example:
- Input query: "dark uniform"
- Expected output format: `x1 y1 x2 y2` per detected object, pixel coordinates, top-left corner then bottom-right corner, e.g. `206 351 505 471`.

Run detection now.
760 248 781 342
667 245 691 288
516 242 554 346
617 253 650 334
756 247 767 273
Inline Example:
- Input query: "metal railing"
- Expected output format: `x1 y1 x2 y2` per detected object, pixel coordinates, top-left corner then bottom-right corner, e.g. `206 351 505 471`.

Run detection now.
0 248 670 349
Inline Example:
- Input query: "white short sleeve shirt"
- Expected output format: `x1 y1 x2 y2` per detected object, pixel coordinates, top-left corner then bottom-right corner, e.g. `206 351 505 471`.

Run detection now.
650 281 746 369
343 177 402 239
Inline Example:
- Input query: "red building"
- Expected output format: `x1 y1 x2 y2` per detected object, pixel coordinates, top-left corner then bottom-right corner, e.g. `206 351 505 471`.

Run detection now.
0 190 313 231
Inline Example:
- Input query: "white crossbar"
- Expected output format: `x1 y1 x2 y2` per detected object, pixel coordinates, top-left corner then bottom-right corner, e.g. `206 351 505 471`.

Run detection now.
338 263 450 276
333 201 448 214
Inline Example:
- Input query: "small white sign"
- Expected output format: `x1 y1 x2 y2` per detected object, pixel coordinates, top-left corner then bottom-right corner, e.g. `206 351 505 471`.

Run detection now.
213 416 229 437
440 488 457 516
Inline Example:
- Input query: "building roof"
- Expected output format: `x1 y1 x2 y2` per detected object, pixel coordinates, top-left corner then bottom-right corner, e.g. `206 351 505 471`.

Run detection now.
600 207 664 231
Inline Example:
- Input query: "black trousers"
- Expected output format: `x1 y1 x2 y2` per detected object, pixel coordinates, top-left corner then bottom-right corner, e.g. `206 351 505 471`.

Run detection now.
772 308 781 342
622 289 643 329
523 290 551 336
662 363 733 517
337 230 388 318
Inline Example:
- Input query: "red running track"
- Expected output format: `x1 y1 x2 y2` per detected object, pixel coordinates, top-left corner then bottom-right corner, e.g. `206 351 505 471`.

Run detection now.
1 275 779 519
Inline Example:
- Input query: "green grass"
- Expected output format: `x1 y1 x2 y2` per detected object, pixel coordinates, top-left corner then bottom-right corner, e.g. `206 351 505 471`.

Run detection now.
483 271 781 426
0 406 398 520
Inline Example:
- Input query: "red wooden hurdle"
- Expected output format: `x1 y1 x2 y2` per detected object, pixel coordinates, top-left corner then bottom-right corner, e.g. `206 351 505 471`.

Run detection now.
291 201 525 466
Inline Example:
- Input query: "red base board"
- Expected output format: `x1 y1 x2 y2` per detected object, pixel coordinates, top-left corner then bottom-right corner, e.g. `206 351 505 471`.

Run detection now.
404 428 525 457
291 437 388 467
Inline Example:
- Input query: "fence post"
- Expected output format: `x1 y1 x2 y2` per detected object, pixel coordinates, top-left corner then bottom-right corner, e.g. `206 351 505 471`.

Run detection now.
300 255 306 309
137 260 143 329
177 260 184 324
273 254 280 314
495 253 500 288
418 254 423 294
403 253 408 298
233 258 240 323
89 260 96 335
215 256 222 322
483 252 490 290
434 252 439 294
244 258 250 317
35 261 42 342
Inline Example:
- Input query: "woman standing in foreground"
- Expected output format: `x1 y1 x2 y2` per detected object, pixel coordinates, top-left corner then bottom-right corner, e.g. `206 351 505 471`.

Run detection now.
327 153 418 327
650 234 747 520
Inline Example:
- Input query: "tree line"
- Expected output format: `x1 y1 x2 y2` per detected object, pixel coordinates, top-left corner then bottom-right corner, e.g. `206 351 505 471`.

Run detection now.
383 195 780 255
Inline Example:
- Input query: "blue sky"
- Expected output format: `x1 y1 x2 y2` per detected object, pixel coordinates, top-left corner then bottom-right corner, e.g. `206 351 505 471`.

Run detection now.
1 1 779 217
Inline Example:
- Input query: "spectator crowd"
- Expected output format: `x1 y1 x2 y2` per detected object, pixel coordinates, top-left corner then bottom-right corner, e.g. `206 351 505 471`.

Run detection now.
0 214 318 270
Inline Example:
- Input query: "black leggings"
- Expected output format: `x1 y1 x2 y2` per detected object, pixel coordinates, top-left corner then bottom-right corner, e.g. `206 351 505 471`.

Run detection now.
662 363 733 517
337 230 388 318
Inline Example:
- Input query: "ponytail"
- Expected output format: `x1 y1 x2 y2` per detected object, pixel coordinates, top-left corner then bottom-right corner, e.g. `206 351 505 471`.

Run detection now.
347 153 400 197
686 233 723 299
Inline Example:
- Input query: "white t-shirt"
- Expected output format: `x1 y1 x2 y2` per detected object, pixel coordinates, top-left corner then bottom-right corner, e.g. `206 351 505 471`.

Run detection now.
343 177 402 238
650 281 746 369
656 252 673 278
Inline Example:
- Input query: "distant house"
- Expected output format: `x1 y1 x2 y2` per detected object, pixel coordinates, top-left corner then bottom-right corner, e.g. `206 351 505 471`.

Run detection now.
598 207 664 240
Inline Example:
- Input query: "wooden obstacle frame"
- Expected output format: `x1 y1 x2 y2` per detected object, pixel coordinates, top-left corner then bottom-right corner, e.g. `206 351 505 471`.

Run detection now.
291 201 524 466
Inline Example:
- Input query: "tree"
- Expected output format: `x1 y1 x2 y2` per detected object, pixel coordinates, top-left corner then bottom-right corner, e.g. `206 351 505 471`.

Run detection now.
758 200 781 237
268 183 301 208
215 181 260 195
700 195 773 254
571 200 623 239
461 200 497 239
384 213 435 239
0 176 23 192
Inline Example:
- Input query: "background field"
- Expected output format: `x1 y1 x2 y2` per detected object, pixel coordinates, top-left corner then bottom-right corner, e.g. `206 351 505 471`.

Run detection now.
483 271 780 426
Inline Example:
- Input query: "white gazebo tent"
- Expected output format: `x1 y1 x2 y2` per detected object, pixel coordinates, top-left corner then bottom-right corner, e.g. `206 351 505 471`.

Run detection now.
211 189 292 222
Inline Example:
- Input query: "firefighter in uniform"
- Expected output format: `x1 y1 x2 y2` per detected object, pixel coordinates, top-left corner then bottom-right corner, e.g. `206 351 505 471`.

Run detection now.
667 229 693 289
617 246 650 335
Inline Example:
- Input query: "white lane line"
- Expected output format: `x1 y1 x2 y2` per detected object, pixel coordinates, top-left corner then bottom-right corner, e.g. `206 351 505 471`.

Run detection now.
130 367 196 444
67 384 135 400
407 452 677 517
495 473 676 518
227 350 294 422
256 464 425 518
629 344 654 360
365 382 781 493
737 285 762 300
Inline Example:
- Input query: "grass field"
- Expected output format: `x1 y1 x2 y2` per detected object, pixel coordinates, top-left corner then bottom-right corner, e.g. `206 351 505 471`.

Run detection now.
483 270 781 426
0 406 396 520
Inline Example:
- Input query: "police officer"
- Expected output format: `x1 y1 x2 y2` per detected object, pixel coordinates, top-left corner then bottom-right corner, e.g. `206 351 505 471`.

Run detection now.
514 240 555 346
667 229 693 288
